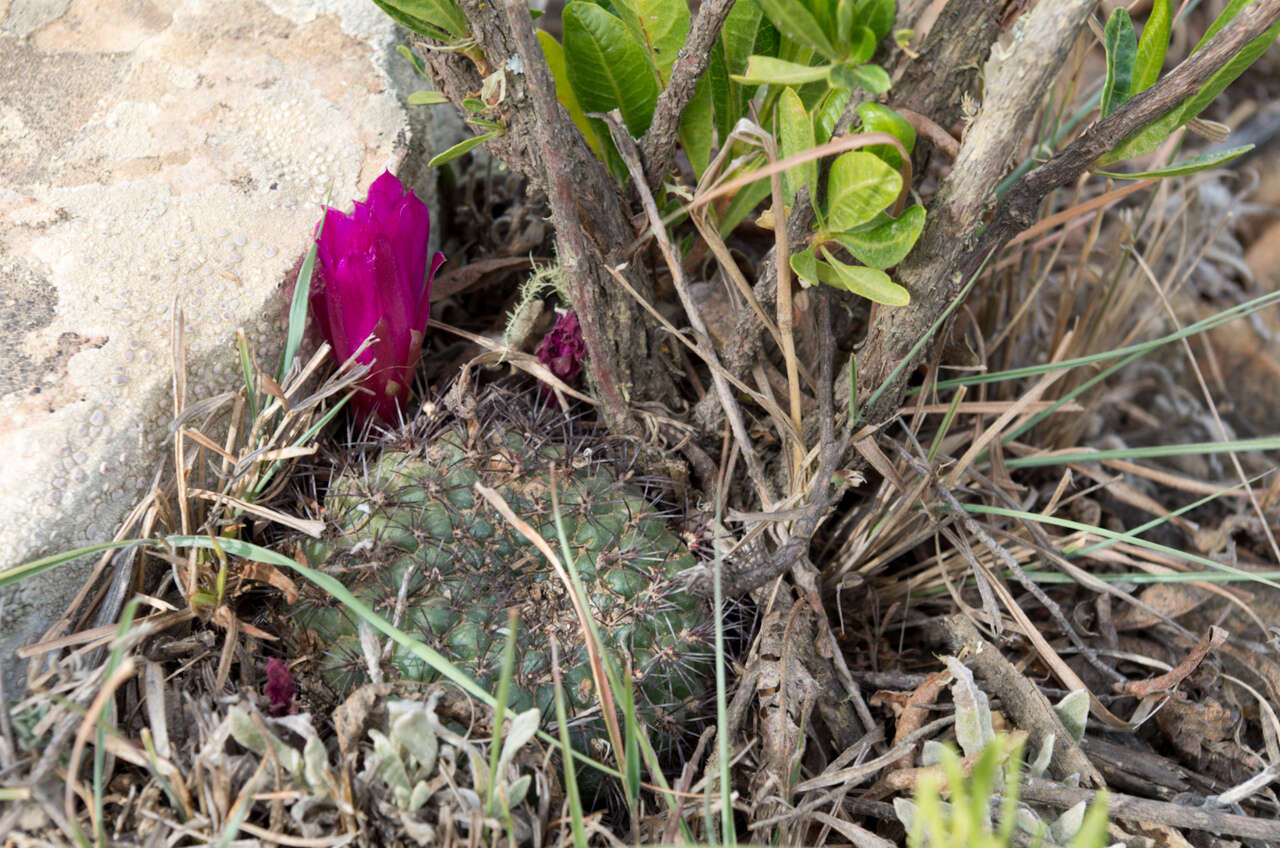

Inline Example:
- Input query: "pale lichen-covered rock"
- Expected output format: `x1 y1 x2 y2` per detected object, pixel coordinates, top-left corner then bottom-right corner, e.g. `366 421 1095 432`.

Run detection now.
0 0 461 692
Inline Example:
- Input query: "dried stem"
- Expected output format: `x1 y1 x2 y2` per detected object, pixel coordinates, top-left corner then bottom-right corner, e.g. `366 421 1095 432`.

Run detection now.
1020 775 1280 841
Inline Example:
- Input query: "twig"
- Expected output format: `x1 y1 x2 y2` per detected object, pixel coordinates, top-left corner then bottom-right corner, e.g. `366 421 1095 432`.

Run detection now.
1021 774 1280 841
765 131 805 487
639 0 735 188
893 106 961 159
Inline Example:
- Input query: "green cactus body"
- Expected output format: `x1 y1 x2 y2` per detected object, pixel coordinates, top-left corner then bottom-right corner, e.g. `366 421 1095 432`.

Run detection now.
290 406 713 748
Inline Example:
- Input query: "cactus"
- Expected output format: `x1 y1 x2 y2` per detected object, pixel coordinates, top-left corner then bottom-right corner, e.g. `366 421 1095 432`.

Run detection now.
287 390 714 748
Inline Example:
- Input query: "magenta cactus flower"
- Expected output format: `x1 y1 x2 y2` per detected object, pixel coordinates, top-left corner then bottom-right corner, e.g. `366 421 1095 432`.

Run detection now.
310 170 445 423
264 658 296 716
534 309 587 400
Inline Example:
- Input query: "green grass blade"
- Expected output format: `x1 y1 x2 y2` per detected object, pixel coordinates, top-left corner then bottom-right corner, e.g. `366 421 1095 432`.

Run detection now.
278 223 321 384
249 390 354 500
713 508 736 845
550 640 588 848
166 534 499 704
928 289 1280 392
1071 476 1259 559
95 595 142 845
238 333 259 424
486 609 520 816
956 505 1280 590
1003 437 1280 469
0 541 143 590
926 386 965 466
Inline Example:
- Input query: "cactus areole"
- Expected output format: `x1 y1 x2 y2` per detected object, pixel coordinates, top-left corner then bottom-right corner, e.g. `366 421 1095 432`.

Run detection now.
288 389 714 748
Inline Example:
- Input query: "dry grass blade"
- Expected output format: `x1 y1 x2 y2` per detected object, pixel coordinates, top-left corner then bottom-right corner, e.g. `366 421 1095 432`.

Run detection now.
1127 244 1280 566
186 489 324 538
64 657 135 834
1006 179 1158 248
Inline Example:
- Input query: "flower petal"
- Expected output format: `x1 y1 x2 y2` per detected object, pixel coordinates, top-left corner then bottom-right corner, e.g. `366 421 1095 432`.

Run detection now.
300 170 444 424
366 170 404 226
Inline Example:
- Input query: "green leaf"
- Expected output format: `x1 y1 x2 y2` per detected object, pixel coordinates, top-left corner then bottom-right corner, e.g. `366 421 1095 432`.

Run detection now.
832 203 924 268
1093 144 1253 179
814 86 850 143
678 74 715 177
563 2 662 137
806 0 839 41
718 162 774 236
856 0 894 42
825 150 901 231
1053 690 1090 743
753 0 839 60
754 14 781 57
1100 9 1137 118
612 0 691 84
712 0 762 138
790 245 821 286
722 0 766 74
836 0 855 47
708 46 736 142
398 44 428 76
826 63 858 90
778 87 817 201
845 26 876 65
408 90 449 105
1133 0 1171 93
856 102 915 170
1196 0 1254 51
427 130 500 167
372 0 467 42
1166 14 1280 132
537 30 609 159
848 62 890 93
817 247 910 304
734 55 831 85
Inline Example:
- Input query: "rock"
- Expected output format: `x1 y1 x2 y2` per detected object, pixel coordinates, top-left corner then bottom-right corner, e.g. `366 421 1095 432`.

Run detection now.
0 0 462 693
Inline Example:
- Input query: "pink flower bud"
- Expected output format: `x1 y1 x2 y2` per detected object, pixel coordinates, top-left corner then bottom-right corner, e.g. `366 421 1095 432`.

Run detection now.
535 310 587 398
264 657 296 715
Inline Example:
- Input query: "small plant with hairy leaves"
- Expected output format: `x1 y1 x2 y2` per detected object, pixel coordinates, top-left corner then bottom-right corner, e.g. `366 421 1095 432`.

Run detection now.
894 656 1111 847
226 689 540 844
897 735 1111 848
